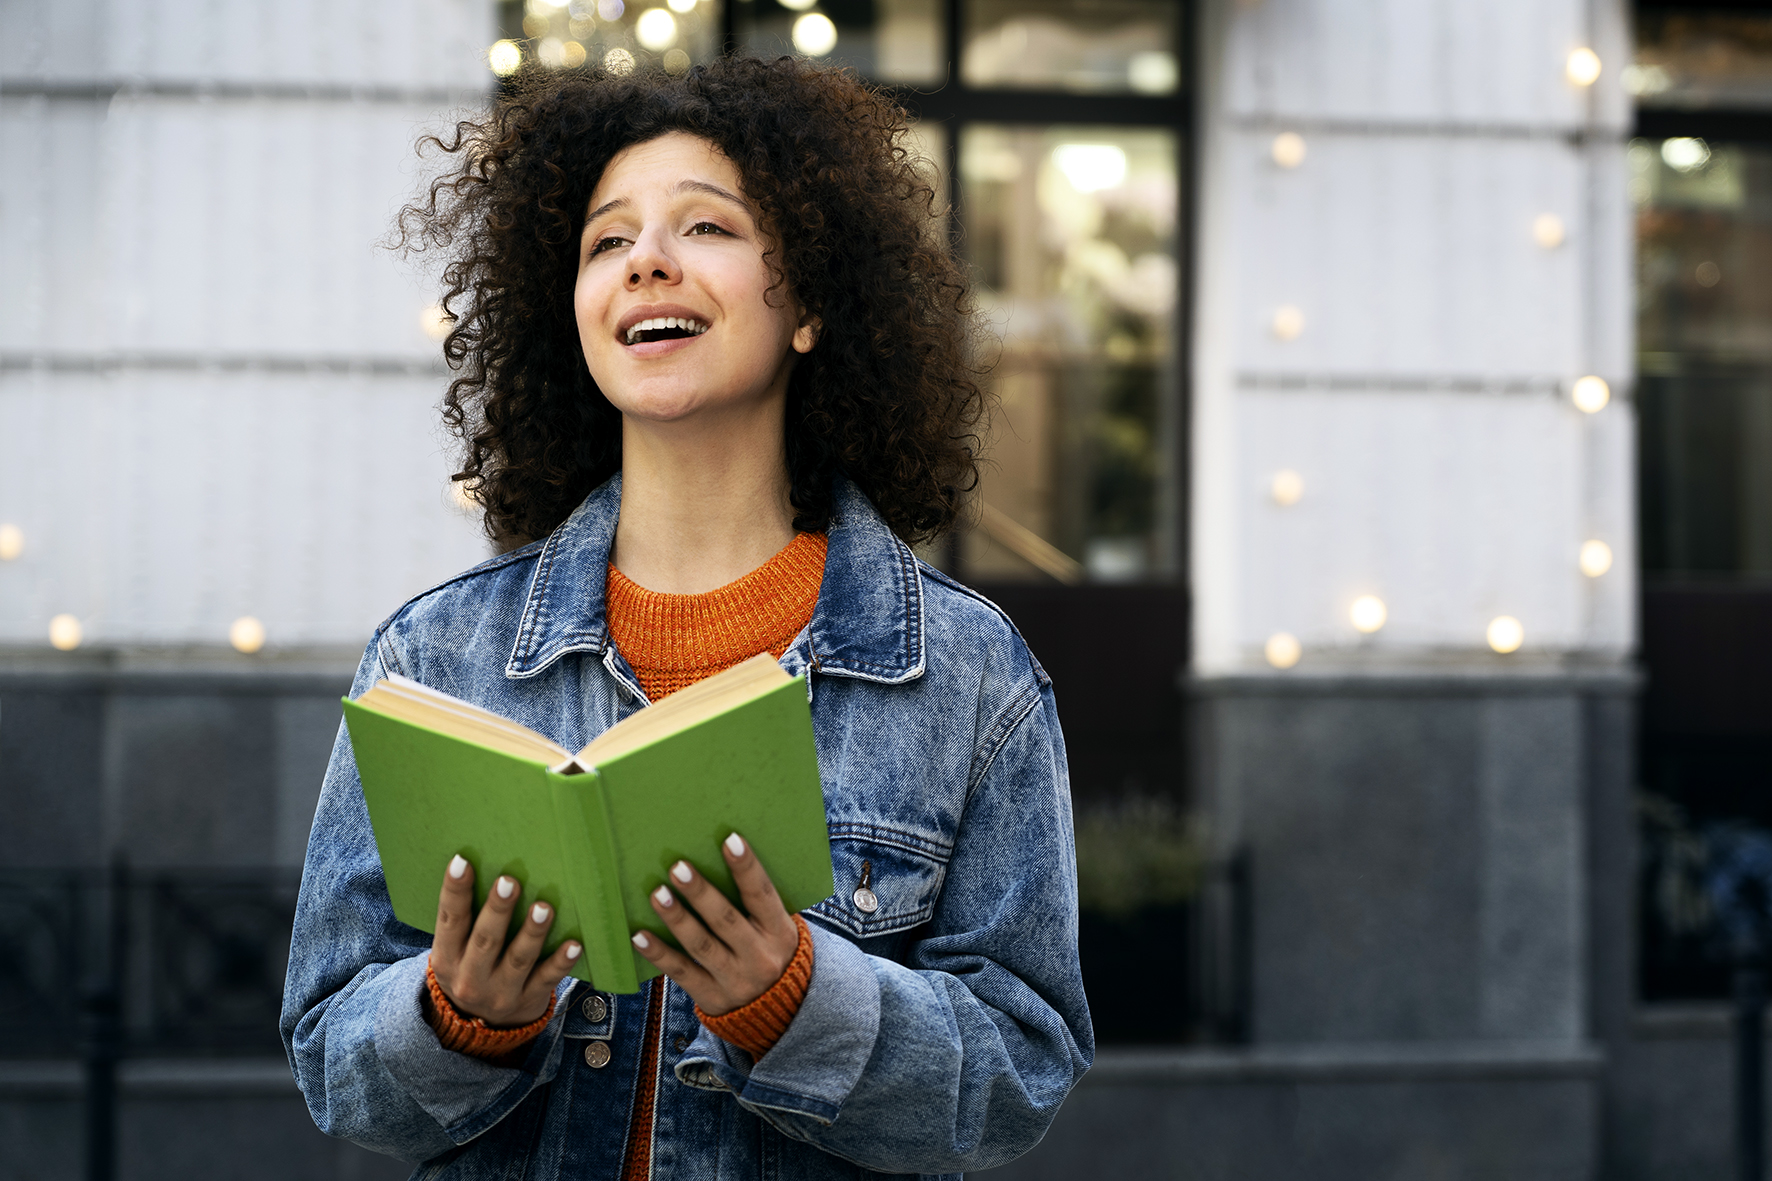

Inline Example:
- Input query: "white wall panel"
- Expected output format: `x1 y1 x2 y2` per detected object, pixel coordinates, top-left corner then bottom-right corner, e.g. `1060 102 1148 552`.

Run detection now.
0 370 487 648
1235 390 1594 655
1223 0 1595 127
1229 130 1585 381
0 98 106 352
3 0 492 91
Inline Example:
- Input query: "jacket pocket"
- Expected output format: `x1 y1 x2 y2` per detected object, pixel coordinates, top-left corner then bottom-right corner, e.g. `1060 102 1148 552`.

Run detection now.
808 823 950 939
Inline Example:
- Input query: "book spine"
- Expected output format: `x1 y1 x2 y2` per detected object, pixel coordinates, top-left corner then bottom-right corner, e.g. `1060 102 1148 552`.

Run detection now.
549 771 640 994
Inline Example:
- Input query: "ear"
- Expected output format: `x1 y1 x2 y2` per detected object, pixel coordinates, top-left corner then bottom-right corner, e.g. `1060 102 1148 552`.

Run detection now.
791 310 821 355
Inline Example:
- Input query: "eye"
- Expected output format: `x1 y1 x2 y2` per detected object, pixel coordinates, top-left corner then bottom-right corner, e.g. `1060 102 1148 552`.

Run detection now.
586 235 628 258
688 222 729 237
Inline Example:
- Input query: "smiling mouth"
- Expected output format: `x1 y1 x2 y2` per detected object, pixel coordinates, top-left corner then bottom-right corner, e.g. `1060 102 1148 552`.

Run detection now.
624 316 710 345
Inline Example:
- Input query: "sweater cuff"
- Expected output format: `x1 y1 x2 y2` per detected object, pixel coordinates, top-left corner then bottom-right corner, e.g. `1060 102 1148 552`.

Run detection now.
424 960 555 1063
695 915 814 1058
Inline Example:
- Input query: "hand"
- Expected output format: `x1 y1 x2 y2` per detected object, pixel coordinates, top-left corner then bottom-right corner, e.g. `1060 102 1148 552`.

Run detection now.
427 854 582 1027
631 832 800 1016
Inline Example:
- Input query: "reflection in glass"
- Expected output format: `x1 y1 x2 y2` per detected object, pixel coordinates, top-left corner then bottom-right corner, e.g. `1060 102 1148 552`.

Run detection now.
963 0 1180 94
733 0 942 83
1635 138 1772 577
960 125 1178 583
497 0 723 75
1632 13 1772 109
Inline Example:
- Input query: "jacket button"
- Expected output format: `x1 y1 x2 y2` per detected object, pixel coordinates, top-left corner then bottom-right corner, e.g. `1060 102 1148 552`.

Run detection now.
853 886 879 914
581 995 608 1023
673 1035 688 1053
583 1041 612 1068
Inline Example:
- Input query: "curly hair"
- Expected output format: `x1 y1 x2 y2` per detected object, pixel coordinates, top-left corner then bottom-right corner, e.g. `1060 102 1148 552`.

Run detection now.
397 56 986 549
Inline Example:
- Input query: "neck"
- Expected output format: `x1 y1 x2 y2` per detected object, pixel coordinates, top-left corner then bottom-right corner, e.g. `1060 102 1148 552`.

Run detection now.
612 402 797 594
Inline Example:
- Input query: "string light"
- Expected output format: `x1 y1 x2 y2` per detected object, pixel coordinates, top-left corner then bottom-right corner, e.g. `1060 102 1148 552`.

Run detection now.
1270 132 1306 169
1350 596 1387 634
1271 305 1304 340
1571 375 1610 413
1533 213 1565 249
791 12 837 55
635 9 677 50
1265 632 1302 669
0 523 21 561
1566 47 1602 87
1579 540 1613 578
487 40 522 76
1487 615 1524 654
1270 470 1304 506
230 616 266 654
49 614 82 651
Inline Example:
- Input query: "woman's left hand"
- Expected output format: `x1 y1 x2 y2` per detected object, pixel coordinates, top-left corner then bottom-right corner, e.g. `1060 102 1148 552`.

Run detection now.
631 831 800 1015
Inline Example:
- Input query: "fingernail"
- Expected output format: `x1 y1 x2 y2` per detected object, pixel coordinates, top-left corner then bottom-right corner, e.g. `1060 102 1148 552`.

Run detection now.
653 885 674 908
725 832 745 857
497 877 517 900
671 861 693 884
632 932 651 949
566 942 582 960
531 902 550 923
448 855 468 879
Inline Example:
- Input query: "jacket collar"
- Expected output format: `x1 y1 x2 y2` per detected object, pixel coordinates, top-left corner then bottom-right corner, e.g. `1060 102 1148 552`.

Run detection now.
504 473 925 685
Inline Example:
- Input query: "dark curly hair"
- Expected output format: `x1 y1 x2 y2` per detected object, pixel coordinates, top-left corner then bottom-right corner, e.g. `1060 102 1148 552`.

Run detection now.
397 56 985 549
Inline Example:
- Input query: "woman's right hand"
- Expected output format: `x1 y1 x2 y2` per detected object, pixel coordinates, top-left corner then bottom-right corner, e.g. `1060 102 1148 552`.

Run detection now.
427 854 583 1027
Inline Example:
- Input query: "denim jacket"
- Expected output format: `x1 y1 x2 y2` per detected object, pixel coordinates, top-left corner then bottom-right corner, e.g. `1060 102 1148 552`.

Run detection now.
280 475 1093 1180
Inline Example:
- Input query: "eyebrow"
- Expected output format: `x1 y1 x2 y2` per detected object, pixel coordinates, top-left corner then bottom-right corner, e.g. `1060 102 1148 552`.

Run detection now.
583 179 751 231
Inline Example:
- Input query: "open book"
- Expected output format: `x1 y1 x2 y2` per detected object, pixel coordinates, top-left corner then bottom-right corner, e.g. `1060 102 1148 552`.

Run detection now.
341 653 833 993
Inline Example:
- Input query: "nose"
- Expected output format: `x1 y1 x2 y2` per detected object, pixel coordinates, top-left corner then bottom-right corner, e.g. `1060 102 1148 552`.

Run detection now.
626 225 680 289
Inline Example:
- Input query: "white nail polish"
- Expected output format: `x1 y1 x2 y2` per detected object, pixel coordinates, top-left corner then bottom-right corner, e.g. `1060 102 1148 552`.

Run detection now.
725 832 745 857
497 877 516 900
632 932 651 949
448 855 468 879
671 861 693 884
567 943 583 960
531 902 550 923
653 885 674 907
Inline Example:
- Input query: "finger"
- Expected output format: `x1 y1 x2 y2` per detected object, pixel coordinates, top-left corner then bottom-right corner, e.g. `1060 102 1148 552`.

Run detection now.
665 861 755 955
496 898 556 986
432 854 476 970
461 873 521 981
520 938 585 1013
651 879 734 969
630 928 716 999
722 833 796 940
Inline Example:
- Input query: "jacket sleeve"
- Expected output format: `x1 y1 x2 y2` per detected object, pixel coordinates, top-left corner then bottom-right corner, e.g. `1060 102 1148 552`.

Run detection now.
278 633 571 1161
674 677 1094 1174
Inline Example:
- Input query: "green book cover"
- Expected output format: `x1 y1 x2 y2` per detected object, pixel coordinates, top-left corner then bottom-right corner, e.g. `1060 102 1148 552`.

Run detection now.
341 662 833 994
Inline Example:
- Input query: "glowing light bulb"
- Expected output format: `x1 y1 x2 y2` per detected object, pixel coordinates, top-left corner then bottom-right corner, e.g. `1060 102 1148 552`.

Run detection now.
663 48 691 75
1579 539 1613 578
561 40 586 67
1270 132 1306 169
666 0 696 11
1052 144 1127 193
420 304 453 341
1270 470 1304 506
778 0 816 10
1533 213 1565 249
487 40 523 76
636 8 677 50
603 47 635 74
49 614 82 651
1487 615 1524 654
1350 596 1387 634
0 523 21 561
791 12 837 55
230 616 266 654
1566 47 1602 87
1265 632 1301 669
1271 305 1304 340
1571 375 1610 413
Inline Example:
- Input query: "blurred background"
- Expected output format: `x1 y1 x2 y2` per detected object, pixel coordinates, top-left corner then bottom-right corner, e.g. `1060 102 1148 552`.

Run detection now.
1 0 1769 1177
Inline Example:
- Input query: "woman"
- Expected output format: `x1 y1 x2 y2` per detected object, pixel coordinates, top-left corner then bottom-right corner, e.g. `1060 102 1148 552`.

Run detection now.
281 56 1091 1180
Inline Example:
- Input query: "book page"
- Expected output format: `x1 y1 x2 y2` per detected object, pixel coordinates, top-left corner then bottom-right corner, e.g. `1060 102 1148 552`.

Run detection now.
358 677 571 765
575 653 793 767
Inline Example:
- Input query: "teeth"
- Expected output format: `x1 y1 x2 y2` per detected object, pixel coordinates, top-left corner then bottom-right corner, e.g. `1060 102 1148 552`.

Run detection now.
624 316 709 344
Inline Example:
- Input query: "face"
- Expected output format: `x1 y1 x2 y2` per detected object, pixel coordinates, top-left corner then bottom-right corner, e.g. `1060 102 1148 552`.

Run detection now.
575 132 817 427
